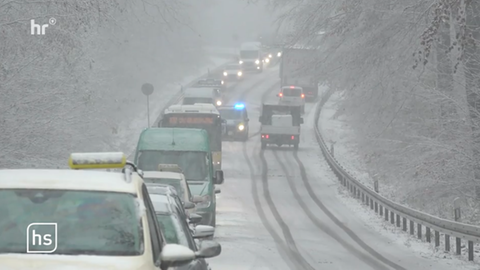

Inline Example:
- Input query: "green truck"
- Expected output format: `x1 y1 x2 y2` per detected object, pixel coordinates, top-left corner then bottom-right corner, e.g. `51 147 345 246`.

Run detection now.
134 127 224 227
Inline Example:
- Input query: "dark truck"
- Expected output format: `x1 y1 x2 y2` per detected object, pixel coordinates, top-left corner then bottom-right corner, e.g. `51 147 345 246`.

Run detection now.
259 103 304 150
279 45 320 101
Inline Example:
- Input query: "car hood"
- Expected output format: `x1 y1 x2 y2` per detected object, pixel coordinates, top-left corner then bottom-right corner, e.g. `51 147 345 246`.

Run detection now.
0 254 151 270
187 180 210 196
225 119 241 125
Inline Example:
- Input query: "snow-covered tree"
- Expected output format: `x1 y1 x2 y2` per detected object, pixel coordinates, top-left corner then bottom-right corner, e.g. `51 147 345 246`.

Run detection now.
265 0 480 222
0 0 210 168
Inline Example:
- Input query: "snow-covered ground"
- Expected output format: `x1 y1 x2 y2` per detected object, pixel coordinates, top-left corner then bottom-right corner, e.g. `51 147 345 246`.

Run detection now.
319 90 480 267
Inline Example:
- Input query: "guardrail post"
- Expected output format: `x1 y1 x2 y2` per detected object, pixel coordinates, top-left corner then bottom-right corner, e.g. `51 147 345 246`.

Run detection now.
417 224 422 239
402 217 407 231
445 235 450 251
379 205 383 215
435 231 439 247
385 208 389 221
396 214 400 227
426 227 431 243
468 241 474 261
374 202 378 213
369 199 373 210
456 238 461 255
361 193 365 203
410 220 414 235
390 211 395 224
366 195 369 207
374 180 379 193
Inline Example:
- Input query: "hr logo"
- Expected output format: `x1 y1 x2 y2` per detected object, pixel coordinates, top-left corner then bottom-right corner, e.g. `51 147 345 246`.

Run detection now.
26 223 58 253
30 18 56 35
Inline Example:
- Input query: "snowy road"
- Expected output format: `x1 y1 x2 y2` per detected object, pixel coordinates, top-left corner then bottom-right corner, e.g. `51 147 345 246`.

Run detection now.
201 65 466 270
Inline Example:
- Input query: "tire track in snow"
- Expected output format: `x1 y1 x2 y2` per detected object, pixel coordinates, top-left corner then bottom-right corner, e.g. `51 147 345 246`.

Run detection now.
240 78 313 270
272 150 390 270
291 150 407 270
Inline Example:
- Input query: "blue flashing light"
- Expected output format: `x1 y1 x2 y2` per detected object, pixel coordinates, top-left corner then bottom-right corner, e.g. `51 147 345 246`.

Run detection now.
234 103 245 110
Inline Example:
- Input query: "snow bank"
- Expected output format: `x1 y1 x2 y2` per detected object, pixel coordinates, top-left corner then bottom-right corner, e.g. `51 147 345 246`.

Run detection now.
320 90 480 265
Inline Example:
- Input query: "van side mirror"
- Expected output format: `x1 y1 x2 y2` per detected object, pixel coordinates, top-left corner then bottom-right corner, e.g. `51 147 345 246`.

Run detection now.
214 170 224 185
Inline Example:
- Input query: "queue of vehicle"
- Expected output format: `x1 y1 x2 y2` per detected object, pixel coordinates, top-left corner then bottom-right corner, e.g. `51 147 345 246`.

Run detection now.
0 152 220 269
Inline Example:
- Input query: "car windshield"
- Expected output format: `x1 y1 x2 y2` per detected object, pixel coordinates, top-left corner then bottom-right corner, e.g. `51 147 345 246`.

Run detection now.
219 109 243 120
283 88 302 96
0 189 143 255
183 97 213 105
144 178 185 201
226 65 240 70
138 151 209 181
240 50 259 58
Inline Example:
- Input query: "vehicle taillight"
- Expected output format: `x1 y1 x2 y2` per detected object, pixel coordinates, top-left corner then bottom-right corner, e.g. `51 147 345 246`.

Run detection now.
301 94 305 98
265 134 269 139
291 135 295 140
290 86 295 89
279 93 283 97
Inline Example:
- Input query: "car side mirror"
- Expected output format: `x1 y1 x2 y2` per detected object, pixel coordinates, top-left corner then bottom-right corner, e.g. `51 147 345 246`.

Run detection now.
214 170 224 185
184 201 195 210
192 195 203 203
215 187 221 194
159 244 195 269
195 240 221 258
193 225 215 239
189 213 202 224
300 118 304 124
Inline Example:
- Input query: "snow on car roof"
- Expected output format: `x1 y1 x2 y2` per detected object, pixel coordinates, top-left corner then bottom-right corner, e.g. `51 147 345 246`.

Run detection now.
0 169 139 193
142 171 183 180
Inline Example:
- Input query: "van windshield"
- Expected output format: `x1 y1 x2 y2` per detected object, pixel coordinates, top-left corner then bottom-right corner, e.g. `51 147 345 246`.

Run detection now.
138 150 209 181
283 88 302 96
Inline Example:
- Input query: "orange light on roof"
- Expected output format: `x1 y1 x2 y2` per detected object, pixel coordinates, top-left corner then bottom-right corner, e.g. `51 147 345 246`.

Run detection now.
279 92 283 97
290 86 295 89
301 94 305 98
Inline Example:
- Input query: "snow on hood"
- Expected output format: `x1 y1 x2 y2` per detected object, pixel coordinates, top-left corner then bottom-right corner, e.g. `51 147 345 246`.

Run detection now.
187 181 209 196
0 254 150 270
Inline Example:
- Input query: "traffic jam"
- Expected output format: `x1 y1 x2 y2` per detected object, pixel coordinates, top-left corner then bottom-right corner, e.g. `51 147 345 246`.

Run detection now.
0 40 316 269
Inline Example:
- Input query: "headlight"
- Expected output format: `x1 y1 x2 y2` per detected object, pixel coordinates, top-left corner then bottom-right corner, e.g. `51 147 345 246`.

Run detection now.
268 54 272 58
196 195 211 208
277 52 282 57
221 80 224 85
265 58 270 63
216 100 222 106
238 124 245 131
223 72 227 76
238 71 242 76
239 60 243 64
255 59 260 64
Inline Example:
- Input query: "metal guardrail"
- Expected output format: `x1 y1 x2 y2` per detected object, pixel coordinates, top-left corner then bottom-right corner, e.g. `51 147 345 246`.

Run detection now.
314 90 480 261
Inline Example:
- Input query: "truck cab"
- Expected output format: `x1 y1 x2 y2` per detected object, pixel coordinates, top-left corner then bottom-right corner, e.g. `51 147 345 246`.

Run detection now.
239 42 263 73
277 86 305 113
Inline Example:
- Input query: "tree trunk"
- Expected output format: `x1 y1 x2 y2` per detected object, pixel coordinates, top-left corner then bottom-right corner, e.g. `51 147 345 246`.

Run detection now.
464 0 480 198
